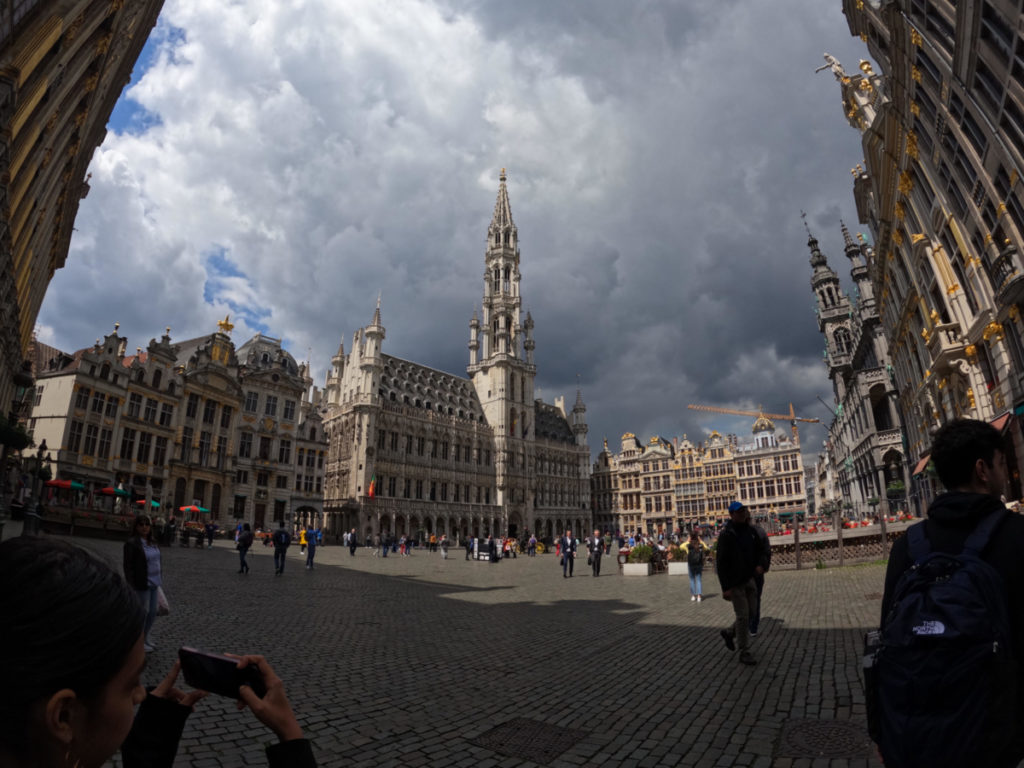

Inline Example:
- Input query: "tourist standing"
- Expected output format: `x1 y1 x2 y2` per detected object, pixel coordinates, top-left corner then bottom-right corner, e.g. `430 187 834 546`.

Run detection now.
683 530 710 602
123 514 162 652
440 534 449 559
272 521 292 575
237 522 254 574
349 527 359 556
305 526 317 570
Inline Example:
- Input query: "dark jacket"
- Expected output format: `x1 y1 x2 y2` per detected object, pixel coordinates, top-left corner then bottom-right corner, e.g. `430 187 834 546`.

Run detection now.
238 530 254 550
753 523 771 572
561 536 577 557
121 693 317 768
587 536 604 556
715 520 763 592
123 537 150 591
881 492 1024 764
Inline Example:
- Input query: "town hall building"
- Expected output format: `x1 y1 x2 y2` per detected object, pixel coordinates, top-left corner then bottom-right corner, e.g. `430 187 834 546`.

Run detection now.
321 171 591 544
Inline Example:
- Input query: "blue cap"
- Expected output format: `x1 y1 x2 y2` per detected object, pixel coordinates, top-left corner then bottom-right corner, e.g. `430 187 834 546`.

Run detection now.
728 501 745 513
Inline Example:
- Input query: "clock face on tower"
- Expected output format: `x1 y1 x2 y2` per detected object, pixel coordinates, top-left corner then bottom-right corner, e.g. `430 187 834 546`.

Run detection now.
761 458 776 476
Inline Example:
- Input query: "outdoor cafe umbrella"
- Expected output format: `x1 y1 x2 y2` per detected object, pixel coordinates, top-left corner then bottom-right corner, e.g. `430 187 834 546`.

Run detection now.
98 486 130 497
135 499 160 508
45 479 85 490
178 505 210 514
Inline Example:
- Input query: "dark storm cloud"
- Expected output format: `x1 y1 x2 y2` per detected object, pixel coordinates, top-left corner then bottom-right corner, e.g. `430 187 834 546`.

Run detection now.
37 0 875 464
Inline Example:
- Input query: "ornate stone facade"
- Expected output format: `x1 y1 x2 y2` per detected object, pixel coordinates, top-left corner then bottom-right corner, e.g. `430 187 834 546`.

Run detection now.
322 173 591 543
0 0 164 419
834 0 1024 502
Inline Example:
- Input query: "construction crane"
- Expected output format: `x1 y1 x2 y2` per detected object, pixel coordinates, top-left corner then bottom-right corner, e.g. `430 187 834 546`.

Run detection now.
687 403 820 444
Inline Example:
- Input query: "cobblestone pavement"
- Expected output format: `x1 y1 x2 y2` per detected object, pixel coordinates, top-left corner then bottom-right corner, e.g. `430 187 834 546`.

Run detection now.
60 534 886 768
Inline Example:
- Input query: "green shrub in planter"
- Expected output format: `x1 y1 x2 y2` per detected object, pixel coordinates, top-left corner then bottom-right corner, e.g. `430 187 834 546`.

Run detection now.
667 545 684 562
628 545 653 564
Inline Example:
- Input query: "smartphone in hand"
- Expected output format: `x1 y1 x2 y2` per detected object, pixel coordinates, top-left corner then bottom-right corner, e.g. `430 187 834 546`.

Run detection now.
178 646 267 698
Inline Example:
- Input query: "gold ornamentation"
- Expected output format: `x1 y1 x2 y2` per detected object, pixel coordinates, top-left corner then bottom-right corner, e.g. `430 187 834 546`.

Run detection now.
946 283 959 295
892 230 903 245
910 28 922 46
967 387 976 409
856 0 864 8
983 322 1004 341
941 83 949 101
997 202 1008 217
906 131 918 160
994 390 1006 408
911 102 920 116
63 14 84 43
860 31 868 42
938 378 947 390
911 66 922 83
985 233 995 244
110 0 125 10
96 33 113 55
859 79 873 91
1012 169 1019 186
894 201 905 220
910 233 926 244
1009 305 1020 321
899 171 914 195
84 73 99 93
217 315 234 334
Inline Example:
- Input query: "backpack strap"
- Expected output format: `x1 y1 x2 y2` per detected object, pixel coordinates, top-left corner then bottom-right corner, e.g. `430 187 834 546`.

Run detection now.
907 521 930 563
961 508 1007 557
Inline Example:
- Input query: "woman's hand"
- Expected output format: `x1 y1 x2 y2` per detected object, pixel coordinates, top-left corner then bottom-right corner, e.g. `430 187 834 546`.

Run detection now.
151 660 208 709
232 654 304 742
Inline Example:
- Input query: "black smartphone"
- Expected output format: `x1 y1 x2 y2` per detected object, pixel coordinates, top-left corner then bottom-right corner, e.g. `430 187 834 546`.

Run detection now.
178 646 267 699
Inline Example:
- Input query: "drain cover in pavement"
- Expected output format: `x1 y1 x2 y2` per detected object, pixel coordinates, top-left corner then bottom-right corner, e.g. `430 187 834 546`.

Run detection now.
777 719 872 759
472 718 587 763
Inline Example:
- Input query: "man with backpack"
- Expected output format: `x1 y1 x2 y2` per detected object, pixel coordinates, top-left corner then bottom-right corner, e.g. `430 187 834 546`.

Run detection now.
872 418 1024 768
717 501 764 666
271 520 292 576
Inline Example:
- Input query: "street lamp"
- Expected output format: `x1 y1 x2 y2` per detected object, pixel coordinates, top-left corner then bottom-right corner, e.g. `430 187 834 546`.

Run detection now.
22 440 51 536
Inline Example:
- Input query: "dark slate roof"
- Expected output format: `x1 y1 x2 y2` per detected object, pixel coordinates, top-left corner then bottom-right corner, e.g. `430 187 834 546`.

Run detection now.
381 355 485 421
535 402 574 443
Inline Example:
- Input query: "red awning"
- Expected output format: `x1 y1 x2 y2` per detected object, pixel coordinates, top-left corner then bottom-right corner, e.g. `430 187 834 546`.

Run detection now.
912 454 931 477
991 411 1012 433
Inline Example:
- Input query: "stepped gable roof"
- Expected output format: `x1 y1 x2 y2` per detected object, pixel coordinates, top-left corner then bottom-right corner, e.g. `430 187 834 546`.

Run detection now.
380 354 485 421
535 401 574 443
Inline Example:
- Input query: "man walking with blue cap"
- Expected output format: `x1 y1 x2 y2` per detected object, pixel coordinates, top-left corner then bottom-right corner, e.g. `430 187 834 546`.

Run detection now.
717 501 764 665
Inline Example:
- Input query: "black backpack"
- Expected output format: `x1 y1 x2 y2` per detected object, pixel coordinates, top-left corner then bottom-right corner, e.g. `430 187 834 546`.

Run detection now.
687 541 704 570
865 510 1017 767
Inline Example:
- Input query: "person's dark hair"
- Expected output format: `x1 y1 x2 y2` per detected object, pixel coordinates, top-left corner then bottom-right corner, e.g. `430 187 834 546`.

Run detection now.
930 418 1005 489
0 537 144 758
243 522 251 532
132 514 153 544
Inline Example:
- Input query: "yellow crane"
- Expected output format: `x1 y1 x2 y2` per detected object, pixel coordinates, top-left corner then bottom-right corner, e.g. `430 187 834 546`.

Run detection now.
687 403 820 444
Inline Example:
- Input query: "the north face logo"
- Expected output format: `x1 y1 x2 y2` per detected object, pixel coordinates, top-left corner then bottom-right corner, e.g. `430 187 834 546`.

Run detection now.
912 620 945 636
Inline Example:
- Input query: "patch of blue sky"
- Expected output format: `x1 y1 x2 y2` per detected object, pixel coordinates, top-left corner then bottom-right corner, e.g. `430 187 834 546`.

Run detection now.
202 247 271 336
107 23 187 135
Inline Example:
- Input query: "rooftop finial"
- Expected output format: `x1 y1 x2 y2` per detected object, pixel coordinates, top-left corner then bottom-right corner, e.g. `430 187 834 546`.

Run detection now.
218 315 234 334
800 210 814 240
500 167 506 182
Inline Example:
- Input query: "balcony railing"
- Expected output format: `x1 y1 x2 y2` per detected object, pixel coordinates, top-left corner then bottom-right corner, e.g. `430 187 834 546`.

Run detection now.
926 321 967 375
989 242 1024 308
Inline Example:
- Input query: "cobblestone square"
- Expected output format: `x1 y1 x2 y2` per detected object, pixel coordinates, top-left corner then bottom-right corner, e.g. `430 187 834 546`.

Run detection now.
66 535 887 768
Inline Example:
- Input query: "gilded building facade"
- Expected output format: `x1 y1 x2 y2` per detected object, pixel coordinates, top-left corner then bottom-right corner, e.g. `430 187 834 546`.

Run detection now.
832 0 1024 501
808 222 909 514
27 321 327 530
1 0 164 418
591 422 806 534
322 173 591 543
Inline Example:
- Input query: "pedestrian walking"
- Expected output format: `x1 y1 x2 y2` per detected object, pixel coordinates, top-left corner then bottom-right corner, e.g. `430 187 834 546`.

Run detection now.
528 534 537 556
586 529 604 576
440 534 449 559
205 521 216 549
349 527 359 556
305 526 317 569
749 519 771 635
465 536 474 560
237 522 254 574
560 529 576 577
123 514 162 652
717 501 763 666
272 520 292 575
373 532 381 557
682 530 710 602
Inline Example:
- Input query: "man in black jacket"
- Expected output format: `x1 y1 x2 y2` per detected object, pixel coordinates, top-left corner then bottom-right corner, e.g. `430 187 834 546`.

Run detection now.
717 501 764 666
881 418 1024 766
561 529 577 577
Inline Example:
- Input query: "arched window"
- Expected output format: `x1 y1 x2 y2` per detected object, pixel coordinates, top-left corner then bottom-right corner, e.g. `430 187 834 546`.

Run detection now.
833 328 852 355
100 362 110 380
136 369 145 383
152 369 162 389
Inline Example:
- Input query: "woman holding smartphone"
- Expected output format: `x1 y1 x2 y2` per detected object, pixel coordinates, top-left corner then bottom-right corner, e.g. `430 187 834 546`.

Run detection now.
123 514 162 652
0 536 316 768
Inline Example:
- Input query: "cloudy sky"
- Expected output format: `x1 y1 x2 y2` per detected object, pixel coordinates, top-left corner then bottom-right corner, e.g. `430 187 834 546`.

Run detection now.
39 0 876 463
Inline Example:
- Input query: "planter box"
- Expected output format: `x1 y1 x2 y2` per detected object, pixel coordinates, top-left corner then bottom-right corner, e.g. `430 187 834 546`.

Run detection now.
622 562 652 576
667 561 689 576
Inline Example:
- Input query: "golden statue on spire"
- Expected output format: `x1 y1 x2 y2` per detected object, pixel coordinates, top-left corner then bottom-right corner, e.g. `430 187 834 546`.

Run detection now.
217 314 234 334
